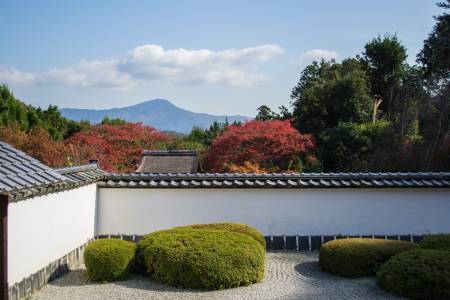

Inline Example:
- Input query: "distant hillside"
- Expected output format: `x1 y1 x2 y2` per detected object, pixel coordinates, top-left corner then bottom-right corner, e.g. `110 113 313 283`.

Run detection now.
60 99 251 133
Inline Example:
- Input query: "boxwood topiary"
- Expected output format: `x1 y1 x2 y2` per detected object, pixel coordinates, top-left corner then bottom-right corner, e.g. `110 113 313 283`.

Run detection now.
136 222 265 271
319 238 417 277
140 228 265 290
377 249 450 300
84 238 136 282
420 234 450 251
175 222 266 248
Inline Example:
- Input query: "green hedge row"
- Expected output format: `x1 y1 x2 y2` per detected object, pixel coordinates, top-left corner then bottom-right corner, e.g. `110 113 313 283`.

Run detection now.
84 222 265 290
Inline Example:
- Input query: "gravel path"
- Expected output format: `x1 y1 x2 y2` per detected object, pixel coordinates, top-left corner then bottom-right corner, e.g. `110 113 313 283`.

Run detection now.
31 252 402 300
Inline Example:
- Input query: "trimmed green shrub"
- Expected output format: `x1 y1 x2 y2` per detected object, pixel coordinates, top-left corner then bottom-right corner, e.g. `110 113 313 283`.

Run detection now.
319 238 417 277
377 249 450 300
136 222 265 271
84 238 136 282
140 228 265 290
176 222 266 248
420 234 450 251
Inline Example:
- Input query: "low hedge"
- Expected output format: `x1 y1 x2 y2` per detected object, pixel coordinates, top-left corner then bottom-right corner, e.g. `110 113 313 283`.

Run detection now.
377 249 450 300
136 222 265 271
420 234 450 251
84 238 136 282
175 222 266 248
140 228 265 290
319 238 417 277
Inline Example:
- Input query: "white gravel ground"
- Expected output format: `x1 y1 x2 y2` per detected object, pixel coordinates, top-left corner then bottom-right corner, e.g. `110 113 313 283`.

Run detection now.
31 252 402 300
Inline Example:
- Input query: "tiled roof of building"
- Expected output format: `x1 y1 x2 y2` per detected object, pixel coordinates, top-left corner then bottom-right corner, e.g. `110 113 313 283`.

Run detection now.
0 141 107 201
55 164 109 186
136 150 198 173
99 172 450 189
0 141 68 195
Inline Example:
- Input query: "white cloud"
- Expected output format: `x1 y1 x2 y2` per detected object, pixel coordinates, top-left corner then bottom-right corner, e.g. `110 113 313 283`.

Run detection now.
298 49 339 65
0 67 37 85
0 44 283 89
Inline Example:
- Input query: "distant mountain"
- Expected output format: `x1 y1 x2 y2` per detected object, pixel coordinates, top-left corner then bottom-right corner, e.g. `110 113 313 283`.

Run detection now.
60 99 251 133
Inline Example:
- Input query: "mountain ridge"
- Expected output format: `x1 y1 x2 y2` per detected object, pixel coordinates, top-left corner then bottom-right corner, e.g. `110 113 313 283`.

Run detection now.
60 99 251 133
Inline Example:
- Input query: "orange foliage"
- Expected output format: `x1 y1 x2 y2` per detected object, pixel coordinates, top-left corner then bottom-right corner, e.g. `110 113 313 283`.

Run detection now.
203 120 317 172
0 124 69 167
226 161 272 173
66 123 170 172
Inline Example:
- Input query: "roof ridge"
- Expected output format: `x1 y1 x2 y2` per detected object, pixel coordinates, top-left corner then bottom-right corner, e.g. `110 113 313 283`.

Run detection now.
55 163 101 175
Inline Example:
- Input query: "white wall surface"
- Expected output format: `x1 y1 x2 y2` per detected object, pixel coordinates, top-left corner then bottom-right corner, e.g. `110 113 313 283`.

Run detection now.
8 184 97 285
97 188 450 237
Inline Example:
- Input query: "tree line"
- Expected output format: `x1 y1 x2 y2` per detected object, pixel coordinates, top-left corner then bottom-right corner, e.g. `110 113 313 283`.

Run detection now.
256 1 449 172
0 1 448 173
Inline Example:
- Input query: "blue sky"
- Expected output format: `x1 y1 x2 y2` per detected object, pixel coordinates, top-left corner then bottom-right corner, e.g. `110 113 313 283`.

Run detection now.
0 0 442 116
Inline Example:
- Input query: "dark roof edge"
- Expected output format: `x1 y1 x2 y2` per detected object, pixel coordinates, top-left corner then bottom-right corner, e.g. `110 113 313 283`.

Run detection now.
142 150 197 156
98 172 450 189
8 164 108 203
55 163 100 175
105 172 450 180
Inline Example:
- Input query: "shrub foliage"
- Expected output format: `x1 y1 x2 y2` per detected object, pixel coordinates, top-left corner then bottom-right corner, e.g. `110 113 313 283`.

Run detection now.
175 222 266 248
319 238 417 277
377 249 450 300
84 238 136 282
420 234 450 251
139 228 265 290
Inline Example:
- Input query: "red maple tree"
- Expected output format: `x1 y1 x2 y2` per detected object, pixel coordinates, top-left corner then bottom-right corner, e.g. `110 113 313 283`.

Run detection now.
202 120 317 173
66 123 170 172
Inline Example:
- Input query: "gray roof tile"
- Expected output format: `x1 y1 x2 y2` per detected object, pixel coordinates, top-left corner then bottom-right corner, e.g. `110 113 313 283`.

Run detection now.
0 141 68 195
1 141 108 201
98 172 450 189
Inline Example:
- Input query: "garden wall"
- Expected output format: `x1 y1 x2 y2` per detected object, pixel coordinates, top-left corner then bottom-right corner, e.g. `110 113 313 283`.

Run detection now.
8 184 97 287
97 188 450 236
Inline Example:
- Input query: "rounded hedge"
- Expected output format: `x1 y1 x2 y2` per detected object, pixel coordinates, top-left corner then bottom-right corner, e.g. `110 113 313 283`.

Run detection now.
135 222 265 272
377 249 450 300
175 222 266 248
319 238 417 277
84 238 136 282
140 228 265 290
420 234 450 251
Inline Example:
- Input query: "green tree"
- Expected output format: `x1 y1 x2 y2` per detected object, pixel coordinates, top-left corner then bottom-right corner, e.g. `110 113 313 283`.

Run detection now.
417 1 450 168
319 121 398 171
101 116 127 125
255 105 278 121
418 0 450 79
256 105 291 121
0 85 87 140
291 59 372 134
361 34 408 121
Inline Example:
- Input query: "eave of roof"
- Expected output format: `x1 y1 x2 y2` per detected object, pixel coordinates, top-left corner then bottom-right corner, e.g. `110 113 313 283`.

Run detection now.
98 172 450 189
1 141 68 197
6 164 108 202
142 150 197 156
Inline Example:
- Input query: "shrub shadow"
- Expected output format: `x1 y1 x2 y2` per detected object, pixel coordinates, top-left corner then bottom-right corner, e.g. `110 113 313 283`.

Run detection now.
49 268 211 294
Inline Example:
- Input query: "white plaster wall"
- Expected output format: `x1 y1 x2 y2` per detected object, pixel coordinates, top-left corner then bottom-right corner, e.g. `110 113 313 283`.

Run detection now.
97 188 450 236
8 184 97 285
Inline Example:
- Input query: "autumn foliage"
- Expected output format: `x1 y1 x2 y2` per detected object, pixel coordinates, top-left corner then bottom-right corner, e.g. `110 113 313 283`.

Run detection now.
0 122 170 172
66 123 169 172
0 124 69 167
202 120 316 173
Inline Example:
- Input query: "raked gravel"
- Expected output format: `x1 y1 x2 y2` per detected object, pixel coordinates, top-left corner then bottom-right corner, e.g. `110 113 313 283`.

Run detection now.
31 252 403 300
